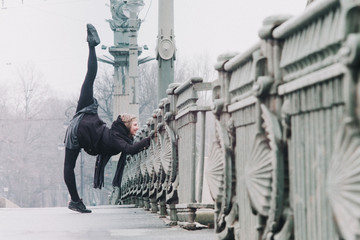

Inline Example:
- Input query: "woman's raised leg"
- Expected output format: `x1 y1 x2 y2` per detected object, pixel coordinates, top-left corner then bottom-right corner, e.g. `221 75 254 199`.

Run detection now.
76 24 100 112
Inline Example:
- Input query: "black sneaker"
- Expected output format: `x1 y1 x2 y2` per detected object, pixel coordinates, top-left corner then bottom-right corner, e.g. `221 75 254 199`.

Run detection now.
87 23 100 47
68 199 92 213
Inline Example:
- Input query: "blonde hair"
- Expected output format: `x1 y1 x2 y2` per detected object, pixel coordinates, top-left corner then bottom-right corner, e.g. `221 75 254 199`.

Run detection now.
121 114 137 130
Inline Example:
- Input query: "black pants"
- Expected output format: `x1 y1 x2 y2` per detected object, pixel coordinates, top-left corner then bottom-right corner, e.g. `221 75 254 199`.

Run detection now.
63 45 97 202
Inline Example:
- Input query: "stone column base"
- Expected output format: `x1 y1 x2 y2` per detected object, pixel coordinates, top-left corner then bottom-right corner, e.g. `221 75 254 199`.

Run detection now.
109 186 120 205
143 197 150 210
166 203 178 225
150 197 158 213
137 197 144 208
157 200 167 218
176 203 215 230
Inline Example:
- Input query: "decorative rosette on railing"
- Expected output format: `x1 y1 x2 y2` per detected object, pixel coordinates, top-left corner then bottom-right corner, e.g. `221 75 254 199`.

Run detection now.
145 143 154 178
121 156 131 199
245 133 272 214
206 118 233 238
154 136 162 193
134 153 142 196
139 144 149 197
140 150 147 182
327 118 360 240
129 155 137 197
147 140 156 196
245 104 284 238
159 125 177 202
152 137 162 175
160 125 174 175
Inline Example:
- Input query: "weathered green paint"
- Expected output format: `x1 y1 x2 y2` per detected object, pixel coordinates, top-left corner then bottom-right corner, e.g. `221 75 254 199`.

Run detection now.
116 0 360 238
119 77 213 229
208 0 360 239
158 60 175 102
157 0 175 102
106 0 145 204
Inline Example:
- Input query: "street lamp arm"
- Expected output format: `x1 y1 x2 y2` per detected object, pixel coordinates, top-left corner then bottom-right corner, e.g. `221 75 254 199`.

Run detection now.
97 57 115 66
138 56 155 65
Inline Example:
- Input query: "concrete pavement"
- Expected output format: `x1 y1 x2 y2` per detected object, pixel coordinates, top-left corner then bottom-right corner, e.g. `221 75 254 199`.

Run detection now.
0 205 216 240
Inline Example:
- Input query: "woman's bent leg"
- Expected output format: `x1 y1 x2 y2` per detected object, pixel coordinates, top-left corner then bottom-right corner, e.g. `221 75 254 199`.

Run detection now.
64 148 92 213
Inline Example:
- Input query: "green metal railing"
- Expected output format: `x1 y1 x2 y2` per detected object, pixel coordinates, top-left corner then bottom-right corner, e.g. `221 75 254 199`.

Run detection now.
119 0 360 238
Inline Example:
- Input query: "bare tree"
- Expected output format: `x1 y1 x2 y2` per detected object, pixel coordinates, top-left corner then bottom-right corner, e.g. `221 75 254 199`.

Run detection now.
0 84 10 116
0 53 217 207
138 61 158 125
174 52 216 105
174 52 217 83
0 63 69 207
174 52 216 167
307 0 315 6
94 63 114 125
14 62 49 119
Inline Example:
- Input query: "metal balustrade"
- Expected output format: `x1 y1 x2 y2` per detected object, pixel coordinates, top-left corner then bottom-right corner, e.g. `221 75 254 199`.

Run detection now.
118 0 360 238
209 0 360 239
119 78 213 229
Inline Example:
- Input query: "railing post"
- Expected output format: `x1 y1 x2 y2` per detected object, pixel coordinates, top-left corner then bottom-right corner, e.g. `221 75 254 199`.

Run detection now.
156 99 167 218
196 110 206 203
170 77 213 229
149 111 159 214
164 83 180 225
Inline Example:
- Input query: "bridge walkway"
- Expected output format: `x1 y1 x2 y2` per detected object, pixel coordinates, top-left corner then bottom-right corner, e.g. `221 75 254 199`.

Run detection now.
0 205 215 240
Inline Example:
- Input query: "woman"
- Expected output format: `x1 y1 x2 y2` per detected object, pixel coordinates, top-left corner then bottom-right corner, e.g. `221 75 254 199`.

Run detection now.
64 24 150 213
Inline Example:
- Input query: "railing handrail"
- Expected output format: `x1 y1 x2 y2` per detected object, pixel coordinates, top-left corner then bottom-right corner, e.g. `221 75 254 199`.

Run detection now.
273 0 338 39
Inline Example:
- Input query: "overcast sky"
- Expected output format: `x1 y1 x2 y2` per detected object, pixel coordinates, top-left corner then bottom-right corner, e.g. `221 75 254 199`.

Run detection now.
0 0 307 98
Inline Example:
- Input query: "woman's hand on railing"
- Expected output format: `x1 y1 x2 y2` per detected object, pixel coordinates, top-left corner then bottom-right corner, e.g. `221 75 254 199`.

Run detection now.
149 130 157 140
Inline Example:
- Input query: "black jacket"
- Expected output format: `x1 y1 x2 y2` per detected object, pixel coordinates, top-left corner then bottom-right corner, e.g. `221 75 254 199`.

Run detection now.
65 101 150 189
92 116 150 189
64 100 100 150
77 114 150 156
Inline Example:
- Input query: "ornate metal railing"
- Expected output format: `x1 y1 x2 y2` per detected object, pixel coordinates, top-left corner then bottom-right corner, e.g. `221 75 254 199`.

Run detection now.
209 0 360 239
120 77 213 229
119 0 360 238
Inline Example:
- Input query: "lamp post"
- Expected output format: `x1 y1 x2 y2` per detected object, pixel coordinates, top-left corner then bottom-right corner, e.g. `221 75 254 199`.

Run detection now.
106 0 144 120
122 0 144 105
157 0 175 101
105 0 144 205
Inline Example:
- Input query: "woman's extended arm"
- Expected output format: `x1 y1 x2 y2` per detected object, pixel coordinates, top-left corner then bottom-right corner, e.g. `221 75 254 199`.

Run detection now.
113 136 151 155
